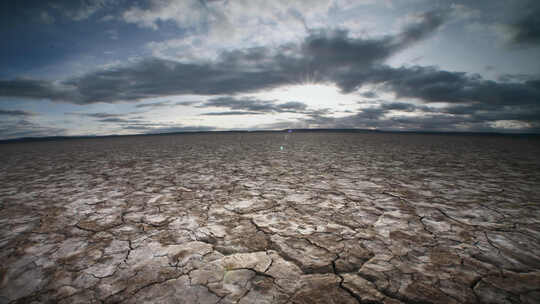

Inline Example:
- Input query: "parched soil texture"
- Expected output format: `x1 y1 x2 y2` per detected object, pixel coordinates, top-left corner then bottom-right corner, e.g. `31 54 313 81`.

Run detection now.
1 132 540 304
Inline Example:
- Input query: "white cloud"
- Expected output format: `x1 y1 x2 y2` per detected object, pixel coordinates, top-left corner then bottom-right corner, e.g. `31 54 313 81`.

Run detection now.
490 120 531 130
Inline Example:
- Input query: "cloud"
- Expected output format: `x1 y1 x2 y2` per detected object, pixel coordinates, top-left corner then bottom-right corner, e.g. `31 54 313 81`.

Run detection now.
295 101 540 133
449 4 481 21
66 112 123 118
394 10 447 49
0 119 66 140
505 3 540 46
122 0 334 32
68 111 217 134
201 111 264 116
65 112 145 123
200 97 308 113
0 12 446 104
135 101 171 108
1 8 539 132
371 66 540 106
0 78 79 102
278 101 308 111
120 123 217 133
144 125 216 133
360 91 377 98
123 0 216 30
51 0 113 21
175 101 200 106
0 109 36 116
98 117 139 123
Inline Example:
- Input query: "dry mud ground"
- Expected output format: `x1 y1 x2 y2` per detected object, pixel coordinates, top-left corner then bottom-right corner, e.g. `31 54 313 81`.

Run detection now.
1 132 540 304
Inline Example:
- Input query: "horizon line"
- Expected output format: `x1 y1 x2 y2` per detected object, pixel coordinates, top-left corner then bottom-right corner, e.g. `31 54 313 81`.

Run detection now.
2 128 540 144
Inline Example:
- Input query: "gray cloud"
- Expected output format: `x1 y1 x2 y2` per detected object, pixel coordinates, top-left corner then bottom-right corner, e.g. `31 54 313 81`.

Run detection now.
135 101 171 108
120 122 216 133
300 112 505 133
175 101 200 106
278 101 308 111
374 66 540 106
0 78 79 102
201 111 264 116
0 119 66 139
0 109 36 116
98 117 142 123
394 10 448 49
200 97 308 113
297 100 540 132
360 91 378 98
506 3 540 46
144 125 216 133
66 112 123 118
77 113 218 134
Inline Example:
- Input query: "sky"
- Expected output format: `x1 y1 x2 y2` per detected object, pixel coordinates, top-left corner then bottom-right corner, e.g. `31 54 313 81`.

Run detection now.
1 0 540 139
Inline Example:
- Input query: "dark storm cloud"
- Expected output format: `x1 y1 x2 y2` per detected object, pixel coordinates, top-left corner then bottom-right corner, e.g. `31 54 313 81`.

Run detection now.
300 29 394 72
0 78 79 101
200 97 308 113
0 109 36 117
373 66 540 106
506 3 540 46
328 65 540 109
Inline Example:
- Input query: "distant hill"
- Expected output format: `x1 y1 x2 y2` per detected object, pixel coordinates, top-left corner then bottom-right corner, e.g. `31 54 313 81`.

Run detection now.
1 128 539 144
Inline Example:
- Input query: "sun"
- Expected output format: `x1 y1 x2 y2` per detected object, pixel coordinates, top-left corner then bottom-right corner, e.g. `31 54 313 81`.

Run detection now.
249 83 358 109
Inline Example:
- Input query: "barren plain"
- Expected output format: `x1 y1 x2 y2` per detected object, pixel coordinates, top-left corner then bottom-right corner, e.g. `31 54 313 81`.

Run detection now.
1 132 540 304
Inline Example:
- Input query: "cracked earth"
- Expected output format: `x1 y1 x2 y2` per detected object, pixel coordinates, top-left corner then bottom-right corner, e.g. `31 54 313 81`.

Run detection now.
1 133 540 304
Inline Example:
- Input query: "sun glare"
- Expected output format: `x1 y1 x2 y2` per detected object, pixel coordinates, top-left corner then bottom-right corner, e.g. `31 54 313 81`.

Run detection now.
249 83 358 110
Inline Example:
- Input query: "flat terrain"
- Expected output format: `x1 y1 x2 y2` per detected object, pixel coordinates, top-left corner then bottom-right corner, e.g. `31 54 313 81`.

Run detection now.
1 132 540 304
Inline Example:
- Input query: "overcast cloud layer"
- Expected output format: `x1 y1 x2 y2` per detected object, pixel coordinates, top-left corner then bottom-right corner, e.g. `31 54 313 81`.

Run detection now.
1 0 540 139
